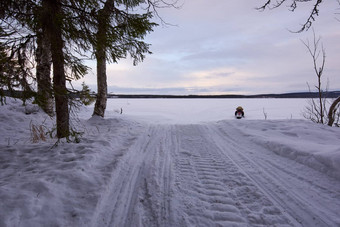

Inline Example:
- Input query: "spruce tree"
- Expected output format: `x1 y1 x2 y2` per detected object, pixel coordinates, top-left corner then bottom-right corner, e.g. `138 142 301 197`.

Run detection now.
93 0 157 117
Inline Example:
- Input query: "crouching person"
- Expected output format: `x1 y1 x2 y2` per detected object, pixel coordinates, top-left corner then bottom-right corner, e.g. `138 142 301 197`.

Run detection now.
235 106 244 119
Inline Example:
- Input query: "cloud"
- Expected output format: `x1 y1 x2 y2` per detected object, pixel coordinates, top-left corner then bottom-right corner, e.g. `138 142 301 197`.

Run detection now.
78 0 340 95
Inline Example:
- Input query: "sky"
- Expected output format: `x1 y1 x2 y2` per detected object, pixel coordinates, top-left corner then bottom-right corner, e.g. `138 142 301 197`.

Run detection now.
76 0 340 95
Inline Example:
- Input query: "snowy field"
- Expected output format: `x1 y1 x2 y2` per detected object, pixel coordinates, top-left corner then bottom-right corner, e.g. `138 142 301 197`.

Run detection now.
1 98 340 227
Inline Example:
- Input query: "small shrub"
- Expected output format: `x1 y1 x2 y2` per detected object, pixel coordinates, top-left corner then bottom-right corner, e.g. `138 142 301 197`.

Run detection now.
79 82 95 106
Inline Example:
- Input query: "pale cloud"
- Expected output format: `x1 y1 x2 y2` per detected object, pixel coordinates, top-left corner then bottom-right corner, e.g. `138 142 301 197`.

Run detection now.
77 0 340 95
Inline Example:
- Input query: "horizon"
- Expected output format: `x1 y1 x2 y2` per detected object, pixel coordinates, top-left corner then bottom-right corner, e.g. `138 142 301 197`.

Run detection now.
102 90 340 98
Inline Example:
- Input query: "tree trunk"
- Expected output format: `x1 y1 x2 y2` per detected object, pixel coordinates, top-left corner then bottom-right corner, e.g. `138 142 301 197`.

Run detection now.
93 47 107 117
92 0 114 118
328 96 340 126
44 0 69 138
36 33 53 116
317 76 324 124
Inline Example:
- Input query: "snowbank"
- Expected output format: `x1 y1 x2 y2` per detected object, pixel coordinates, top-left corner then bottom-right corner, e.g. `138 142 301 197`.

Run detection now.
228 119 340 180
0 98 145 226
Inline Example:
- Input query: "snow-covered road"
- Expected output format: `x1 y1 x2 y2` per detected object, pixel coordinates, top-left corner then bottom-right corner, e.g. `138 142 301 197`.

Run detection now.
90 122 340 227
2 99 340 227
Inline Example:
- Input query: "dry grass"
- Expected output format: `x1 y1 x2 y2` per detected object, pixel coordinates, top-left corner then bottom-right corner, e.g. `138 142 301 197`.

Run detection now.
30 122 46 143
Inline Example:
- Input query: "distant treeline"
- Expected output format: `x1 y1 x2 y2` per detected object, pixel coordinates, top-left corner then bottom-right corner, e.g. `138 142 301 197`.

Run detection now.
2 90 340 99
108 91 340 99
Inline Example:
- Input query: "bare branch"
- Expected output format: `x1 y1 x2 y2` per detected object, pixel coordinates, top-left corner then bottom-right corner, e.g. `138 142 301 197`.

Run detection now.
145 0 182 26
258 0 324 32
256 0 272 11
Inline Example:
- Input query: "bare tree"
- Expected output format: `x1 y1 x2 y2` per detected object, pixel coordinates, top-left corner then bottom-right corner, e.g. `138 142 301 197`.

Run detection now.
302 31 327 124
258 1 340 126
301 31 340 126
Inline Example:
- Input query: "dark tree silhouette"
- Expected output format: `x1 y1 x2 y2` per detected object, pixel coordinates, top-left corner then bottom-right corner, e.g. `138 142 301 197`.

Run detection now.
92 0 178 117
1 0 98 138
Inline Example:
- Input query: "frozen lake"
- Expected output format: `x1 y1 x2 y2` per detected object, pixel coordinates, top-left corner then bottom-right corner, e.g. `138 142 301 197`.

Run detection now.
80 98 308 124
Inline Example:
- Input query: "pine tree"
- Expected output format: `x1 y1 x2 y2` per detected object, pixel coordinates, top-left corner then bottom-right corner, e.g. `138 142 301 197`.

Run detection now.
1 0 97 138
92 0 157 117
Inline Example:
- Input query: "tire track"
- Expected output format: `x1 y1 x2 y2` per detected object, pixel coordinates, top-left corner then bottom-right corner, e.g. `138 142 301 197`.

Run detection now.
91 125 173 227
90 122 340 226
208 122 340 226
172 125 292 226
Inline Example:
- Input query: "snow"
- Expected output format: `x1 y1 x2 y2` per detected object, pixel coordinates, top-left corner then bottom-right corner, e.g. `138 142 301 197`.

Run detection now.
1 97 340 227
